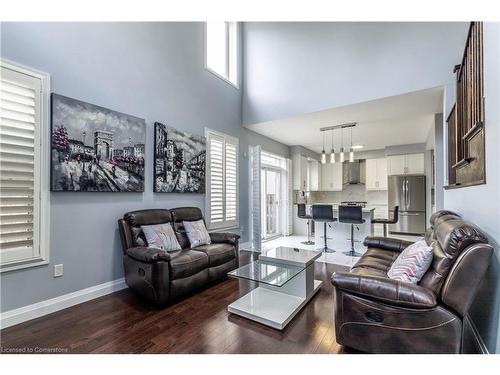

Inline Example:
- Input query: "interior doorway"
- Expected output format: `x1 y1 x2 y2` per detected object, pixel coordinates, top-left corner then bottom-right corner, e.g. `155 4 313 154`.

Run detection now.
261 168 281 239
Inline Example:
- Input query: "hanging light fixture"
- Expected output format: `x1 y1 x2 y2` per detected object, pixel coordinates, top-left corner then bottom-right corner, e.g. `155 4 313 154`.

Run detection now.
321 131 326 164
339 127 345 163
349 126 355 162
330 129 335 163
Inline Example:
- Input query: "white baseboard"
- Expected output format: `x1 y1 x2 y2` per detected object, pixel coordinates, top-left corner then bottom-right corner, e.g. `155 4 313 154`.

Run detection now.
0 277 127 330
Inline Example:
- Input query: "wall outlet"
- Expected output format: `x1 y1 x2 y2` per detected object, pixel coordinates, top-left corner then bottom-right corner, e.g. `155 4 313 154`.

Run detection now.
54 264 63 277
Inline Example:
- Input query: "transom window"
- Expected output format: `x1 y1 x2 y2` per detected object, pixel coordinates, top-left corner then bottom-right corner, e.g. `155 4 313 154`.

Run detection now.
205 22 238 87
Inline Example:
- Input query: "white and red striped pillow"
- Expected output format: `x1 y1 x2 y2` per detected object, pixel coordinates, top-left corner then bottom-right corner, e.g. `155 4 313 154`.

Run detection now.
387 240 434 284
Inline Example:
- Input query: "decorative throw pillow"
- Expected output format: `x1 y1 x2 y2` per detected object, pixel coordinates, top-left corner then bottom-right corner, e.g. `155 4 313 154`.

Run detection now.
183 219 211 248
141 222 181 252
387 240 434 284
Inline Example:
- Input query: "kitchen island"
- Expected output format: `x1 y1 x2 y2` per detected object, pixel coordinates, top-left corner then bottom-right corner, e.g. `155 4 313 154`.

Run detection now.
293 204 375 253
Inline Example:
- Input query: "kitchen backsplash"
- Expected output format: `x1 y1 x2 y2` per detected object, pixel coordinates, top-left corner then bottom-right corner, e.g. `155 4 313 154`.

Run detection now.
294 184 388 206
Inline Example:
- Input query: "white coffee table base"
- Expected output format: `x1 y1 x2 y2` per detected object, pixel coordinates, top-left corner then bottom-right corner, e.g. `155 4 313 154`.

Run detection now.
228 260 322 330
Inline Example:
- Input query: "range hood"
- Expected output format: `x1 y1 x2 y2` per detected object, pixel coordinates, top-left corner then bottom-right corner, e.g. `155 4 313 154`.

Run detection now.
343 160 365 185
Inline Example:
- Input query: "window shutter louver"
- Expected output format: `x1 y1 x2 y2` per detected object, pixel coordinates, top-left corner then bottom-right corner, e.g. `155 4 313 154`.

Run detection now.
209 135 224 224
206 129 239 229
0 66 41 265
224 141 237 221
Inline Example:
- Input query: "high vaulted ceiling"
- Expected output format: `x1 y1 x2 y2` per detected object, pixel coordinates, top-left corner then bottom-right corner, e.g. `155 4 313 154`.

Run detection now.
244 87 443 152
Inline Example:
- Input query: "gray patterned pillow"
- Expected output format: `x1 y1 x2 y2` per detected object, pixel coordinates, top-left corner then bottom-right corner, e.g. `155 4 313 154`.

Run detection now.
387 240 434 284
183 219 211 248
141 222 181 252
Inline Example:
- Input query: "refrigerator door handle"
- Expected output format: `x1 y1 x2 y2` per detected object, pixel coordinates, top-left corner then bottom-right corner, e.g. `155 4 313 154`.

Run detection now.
406 179 410 210
403 179 407 211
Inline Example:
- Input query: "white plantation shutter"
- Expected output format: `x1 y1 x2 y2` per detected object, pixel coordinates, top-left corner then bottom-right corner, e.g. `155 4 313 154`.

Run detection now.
0 63 48 270
206 129 239 229
225 141 237 221
208 134 224 224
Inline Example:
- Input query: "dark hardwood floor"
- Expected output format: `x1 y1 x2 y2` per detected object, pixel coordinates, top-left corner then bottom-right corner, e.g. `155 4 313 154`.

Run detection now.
0 251 354 354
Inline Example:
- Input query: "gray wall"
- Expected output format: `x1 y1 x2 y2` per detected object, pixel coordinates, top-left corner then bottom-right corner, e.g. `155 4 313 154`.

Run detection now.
0 22 288 312
434 113 445 210
443 23 500 353
242 22 469 125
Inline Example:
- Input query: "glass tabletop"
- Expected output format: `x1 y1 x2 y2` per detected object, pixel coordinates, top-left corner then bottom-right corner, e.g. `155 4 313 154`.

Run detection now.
227 260 303 287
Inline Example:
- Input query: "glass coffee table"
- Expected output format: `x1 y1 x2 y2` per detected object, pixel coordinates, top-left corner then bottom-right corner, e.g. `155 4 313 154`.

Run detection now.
227 246 322 330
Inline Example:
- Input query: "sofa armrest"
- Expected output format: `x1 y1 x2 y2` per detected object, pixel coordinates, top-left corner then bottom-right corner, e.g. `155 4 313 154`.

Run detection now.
126 246 171 263
209 232 240 246
363 236 414 252
331 272 437 309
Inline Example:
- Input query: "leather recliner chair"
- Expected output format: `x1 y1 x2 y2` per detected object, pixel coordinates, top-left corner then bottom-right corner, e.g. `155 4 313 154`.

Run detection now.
331 210 493 353
118 207 239 305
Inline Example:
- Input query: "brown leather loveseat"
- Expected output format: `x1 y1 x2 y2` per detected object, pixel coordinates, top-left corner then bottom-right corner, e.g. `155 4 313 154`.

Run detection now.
331 210 493 353
118 207 239 305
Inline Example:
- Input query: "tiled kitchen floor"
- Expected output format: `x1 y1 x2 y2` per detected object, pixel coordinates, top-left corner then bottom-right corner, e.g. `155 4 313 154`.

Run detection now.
243 232 424 268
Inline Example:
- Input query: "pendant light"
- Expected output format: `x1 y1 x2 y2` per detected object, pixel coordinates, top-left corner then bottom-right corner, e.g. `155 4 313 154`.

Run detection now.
330 129 335 163
321 131 326 164
339 127 345 163
349 126 355 163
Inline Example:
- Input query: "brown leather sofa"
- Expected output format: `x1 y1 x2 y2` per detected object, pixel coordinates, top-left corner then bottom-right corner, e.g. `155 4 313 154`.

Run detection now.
118 207 239 305
331 210 493 353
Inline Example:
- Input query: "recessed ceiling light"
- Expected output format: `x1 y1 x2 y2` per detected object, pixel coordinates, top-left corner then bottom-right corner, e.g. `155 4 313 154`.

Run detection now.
352 144 364 149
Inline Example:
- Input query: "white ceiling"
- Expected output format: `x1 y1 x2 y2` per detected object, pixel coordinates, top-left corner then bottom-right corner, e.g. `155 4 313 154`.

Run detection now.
244 87 444 153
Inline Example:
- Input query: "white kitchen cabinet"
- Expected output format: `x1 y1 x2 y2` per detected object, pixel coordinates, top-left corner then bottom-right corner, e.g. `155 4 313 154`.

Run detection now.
365 158 388 190
293 155 321 191
320 162 343 191
292 154 308 190
388 153 424 175
406 153 425 174
307 159 320 191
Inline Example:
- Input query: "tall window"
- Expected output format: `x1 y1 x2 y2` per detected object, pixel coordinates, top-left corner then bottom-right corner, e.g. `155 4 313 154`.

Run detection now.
205 22 238 87
0 61 50 271
205 129 239 230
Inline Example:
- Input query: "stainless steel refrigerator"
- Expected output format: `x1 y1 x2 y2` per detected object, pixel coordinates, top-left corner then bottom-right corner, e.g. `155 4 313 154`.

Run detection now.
388 175 426 235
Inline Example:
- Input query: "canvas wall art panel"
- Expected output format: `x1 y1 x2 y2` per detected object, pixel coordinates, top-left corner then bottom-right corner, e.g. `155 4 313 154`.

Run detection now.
51 94 145 192
154 122 206 193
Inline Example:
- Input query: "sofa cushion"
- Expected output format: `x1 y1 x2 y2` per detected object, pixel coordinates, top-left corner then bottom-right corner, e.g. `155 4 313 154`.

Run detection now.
172 222 190 249
141 222 181 252
171 207 205 249
353 249 399 273
124 209 172 247
419 219 488 294
170 207 204 222
193 243 235 267
183 219 211 247
387 240 434 284
169 249 209 280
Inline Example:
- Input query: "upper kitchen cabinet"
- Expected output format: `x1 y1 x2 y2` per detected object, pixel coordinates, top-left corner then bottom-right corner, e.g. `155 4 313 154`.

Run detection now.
365 158 388 190
320 162 343 191
292 154 308 190
387 153 424 175
292 154 321 191
307 159 320 191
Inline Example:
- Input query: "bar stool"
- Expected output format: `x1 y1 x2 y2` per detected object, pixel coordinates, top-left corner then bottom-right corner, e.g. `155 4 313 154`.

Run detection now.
297 203 314 245
372 206 399 237
312 204 337 253
338 205 365 257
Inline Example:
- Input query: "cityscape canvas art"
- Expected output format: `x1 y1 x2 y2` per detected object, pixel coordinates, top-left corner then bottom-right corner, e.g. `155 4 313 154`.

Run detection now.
154 122 206 193
51 94 146 192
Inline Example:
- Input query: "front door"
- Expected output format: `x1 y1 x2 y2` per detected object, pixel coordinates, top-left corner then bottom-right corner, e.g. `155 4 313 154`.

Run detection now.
261 168 281 239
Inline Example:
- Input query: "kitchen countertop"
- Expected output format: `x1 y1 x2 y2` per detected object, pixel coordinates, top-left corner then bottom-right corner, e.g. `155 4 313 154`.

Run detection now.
293 203 375 213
